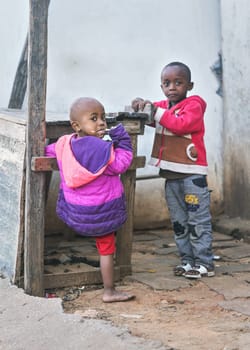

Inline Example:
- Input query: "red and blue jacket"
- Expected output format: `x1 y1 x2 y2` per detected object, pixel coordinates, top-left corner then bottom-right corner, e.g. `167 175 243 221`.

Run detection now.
149 95 208 175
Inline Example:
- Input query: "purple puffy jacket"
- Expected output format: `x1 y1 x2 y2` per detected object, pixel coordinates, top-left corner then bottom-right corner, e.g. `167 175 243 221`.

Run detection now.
45 123 133 237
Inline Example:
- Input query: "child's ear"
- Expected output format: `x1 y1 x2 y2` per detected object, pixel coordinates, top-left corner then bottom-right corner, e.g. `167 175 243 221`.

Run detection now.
188 82 194 91
70 120 80 133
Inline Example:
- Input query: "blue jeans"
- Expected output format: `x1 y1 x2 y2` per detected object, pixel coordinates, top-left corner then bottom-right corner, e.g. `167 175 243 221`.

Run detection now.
165 175 214 269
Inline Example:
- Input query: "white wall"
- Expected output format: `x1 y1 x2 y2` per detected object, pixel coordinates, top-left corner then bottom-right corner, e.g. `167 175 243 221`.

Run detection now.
0 1 223 224
47 0 223 208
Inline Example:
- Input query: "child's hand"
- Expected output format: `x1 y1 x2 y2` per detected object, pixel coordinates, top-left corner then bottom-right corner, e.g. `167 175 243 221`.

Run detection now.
131 97 153 112
131 97 144 111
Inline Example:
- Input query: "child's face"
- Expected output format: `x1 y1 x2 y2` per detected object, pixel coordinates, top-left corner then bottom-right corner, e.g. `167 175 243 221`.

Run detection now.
71 101 107 138
160 65 193 105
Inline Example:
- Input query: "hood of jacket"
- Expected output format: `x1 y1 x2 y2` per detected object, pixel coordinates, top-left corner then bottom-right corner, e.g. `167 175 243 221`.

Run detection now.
55 134 114 188
180 95 206 113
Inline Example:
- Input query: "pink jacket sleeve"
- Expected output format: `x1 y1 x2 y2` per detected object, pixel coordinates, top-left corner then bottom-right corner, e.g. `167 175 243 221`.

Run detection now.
45 143 56 157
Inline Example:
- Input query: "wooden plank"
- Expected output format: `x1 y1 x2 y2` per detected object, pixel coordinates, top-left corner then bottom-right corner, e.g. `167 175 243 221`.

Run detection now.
8 35 29 109
14 175 25 286
119 119 145 135
0 109 27 125
0 122 26 282
116 135 138 273
0 109 146 137
31 155 146 172
24 0 49 296
46 118 145 139
8 1 51 109
0 117 26 142
31 157 58 171
44 267 121 289
46 124 72 140
119 265 132 277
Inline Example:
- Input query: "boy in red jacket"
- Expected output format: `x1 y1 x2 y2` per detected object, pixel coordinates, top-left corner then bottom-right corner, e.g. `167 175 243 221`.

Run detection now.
132 62 214 278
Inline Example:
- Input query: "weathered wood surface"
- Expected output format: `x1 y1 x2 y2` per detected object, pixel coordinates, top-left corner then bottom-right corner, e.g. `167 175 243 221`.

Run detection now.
0 109 146 136
31 155 146 172
43 266 121 289
8 35 29 109
116 135 137 272
0 109 145 293
0 118 26 282
24 0 49 297
8 1 51 109
17 257 121 289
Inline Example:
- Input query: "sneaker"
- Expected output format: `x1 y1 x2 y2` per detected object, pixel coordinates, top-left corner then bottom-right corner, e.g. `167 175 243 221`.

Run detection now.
185 265 215 279
173 263 193 276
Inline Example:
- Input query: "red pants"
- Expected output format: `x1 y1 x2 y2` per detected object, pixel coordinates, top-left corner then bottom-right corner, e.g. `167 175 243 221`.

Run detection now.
95 232 116 255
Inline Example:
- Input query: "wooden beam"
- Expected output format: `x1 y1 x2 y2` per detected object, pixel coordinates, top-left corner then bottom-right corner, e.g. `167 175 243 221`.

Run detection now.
46 118 146 139
24 0 49 296
44 267 121 289
31 155 146 172
8 1 51 109
116 135 137 271
8 35 28 109
31 157 59 172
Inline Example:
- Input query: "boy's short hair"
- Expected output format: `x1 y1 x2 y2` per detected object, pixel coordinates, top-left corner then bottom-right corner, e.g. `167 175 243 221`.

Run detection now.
162 62 192 82
69 97 103 122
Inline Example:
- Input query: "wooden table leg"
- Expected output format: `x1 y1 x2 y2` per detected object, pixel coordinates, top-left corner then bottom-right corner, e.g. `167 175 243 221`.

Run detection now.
115 135 137 276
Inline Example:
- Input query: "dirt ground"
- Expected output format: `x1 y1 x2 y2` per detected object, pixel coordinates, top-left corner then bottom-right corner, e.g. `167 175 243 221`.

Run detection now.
57 275 249 350
46 228 250 350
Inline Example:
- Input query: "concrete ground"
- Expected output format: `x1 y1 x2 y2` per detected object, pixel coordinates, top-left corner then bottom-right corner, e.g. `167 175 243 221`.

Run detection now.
1 218 250 350
0 277 167 350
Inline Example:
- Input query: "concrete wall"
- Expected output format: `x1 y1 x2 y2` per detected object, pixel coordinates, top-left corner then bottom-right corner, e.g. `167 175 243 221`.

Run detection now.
0 1 223 229
221 0 250 219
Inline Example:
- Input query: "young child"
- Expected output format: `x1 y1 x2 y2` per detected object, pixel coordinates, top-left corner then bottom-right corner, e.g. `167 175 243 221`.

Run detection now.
131 62 214 279
45 97 135 301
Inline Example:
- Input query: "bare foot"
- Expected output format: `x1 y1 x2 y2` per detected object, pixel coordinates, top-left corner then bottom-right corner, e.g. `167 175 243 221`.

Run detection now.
102 290 135 303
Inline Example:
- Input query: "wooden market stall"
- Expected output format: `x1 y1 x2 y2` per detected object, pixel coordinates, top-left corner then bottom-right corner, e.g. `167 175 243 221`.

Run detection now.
0 1 146 296
0 108 146 296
